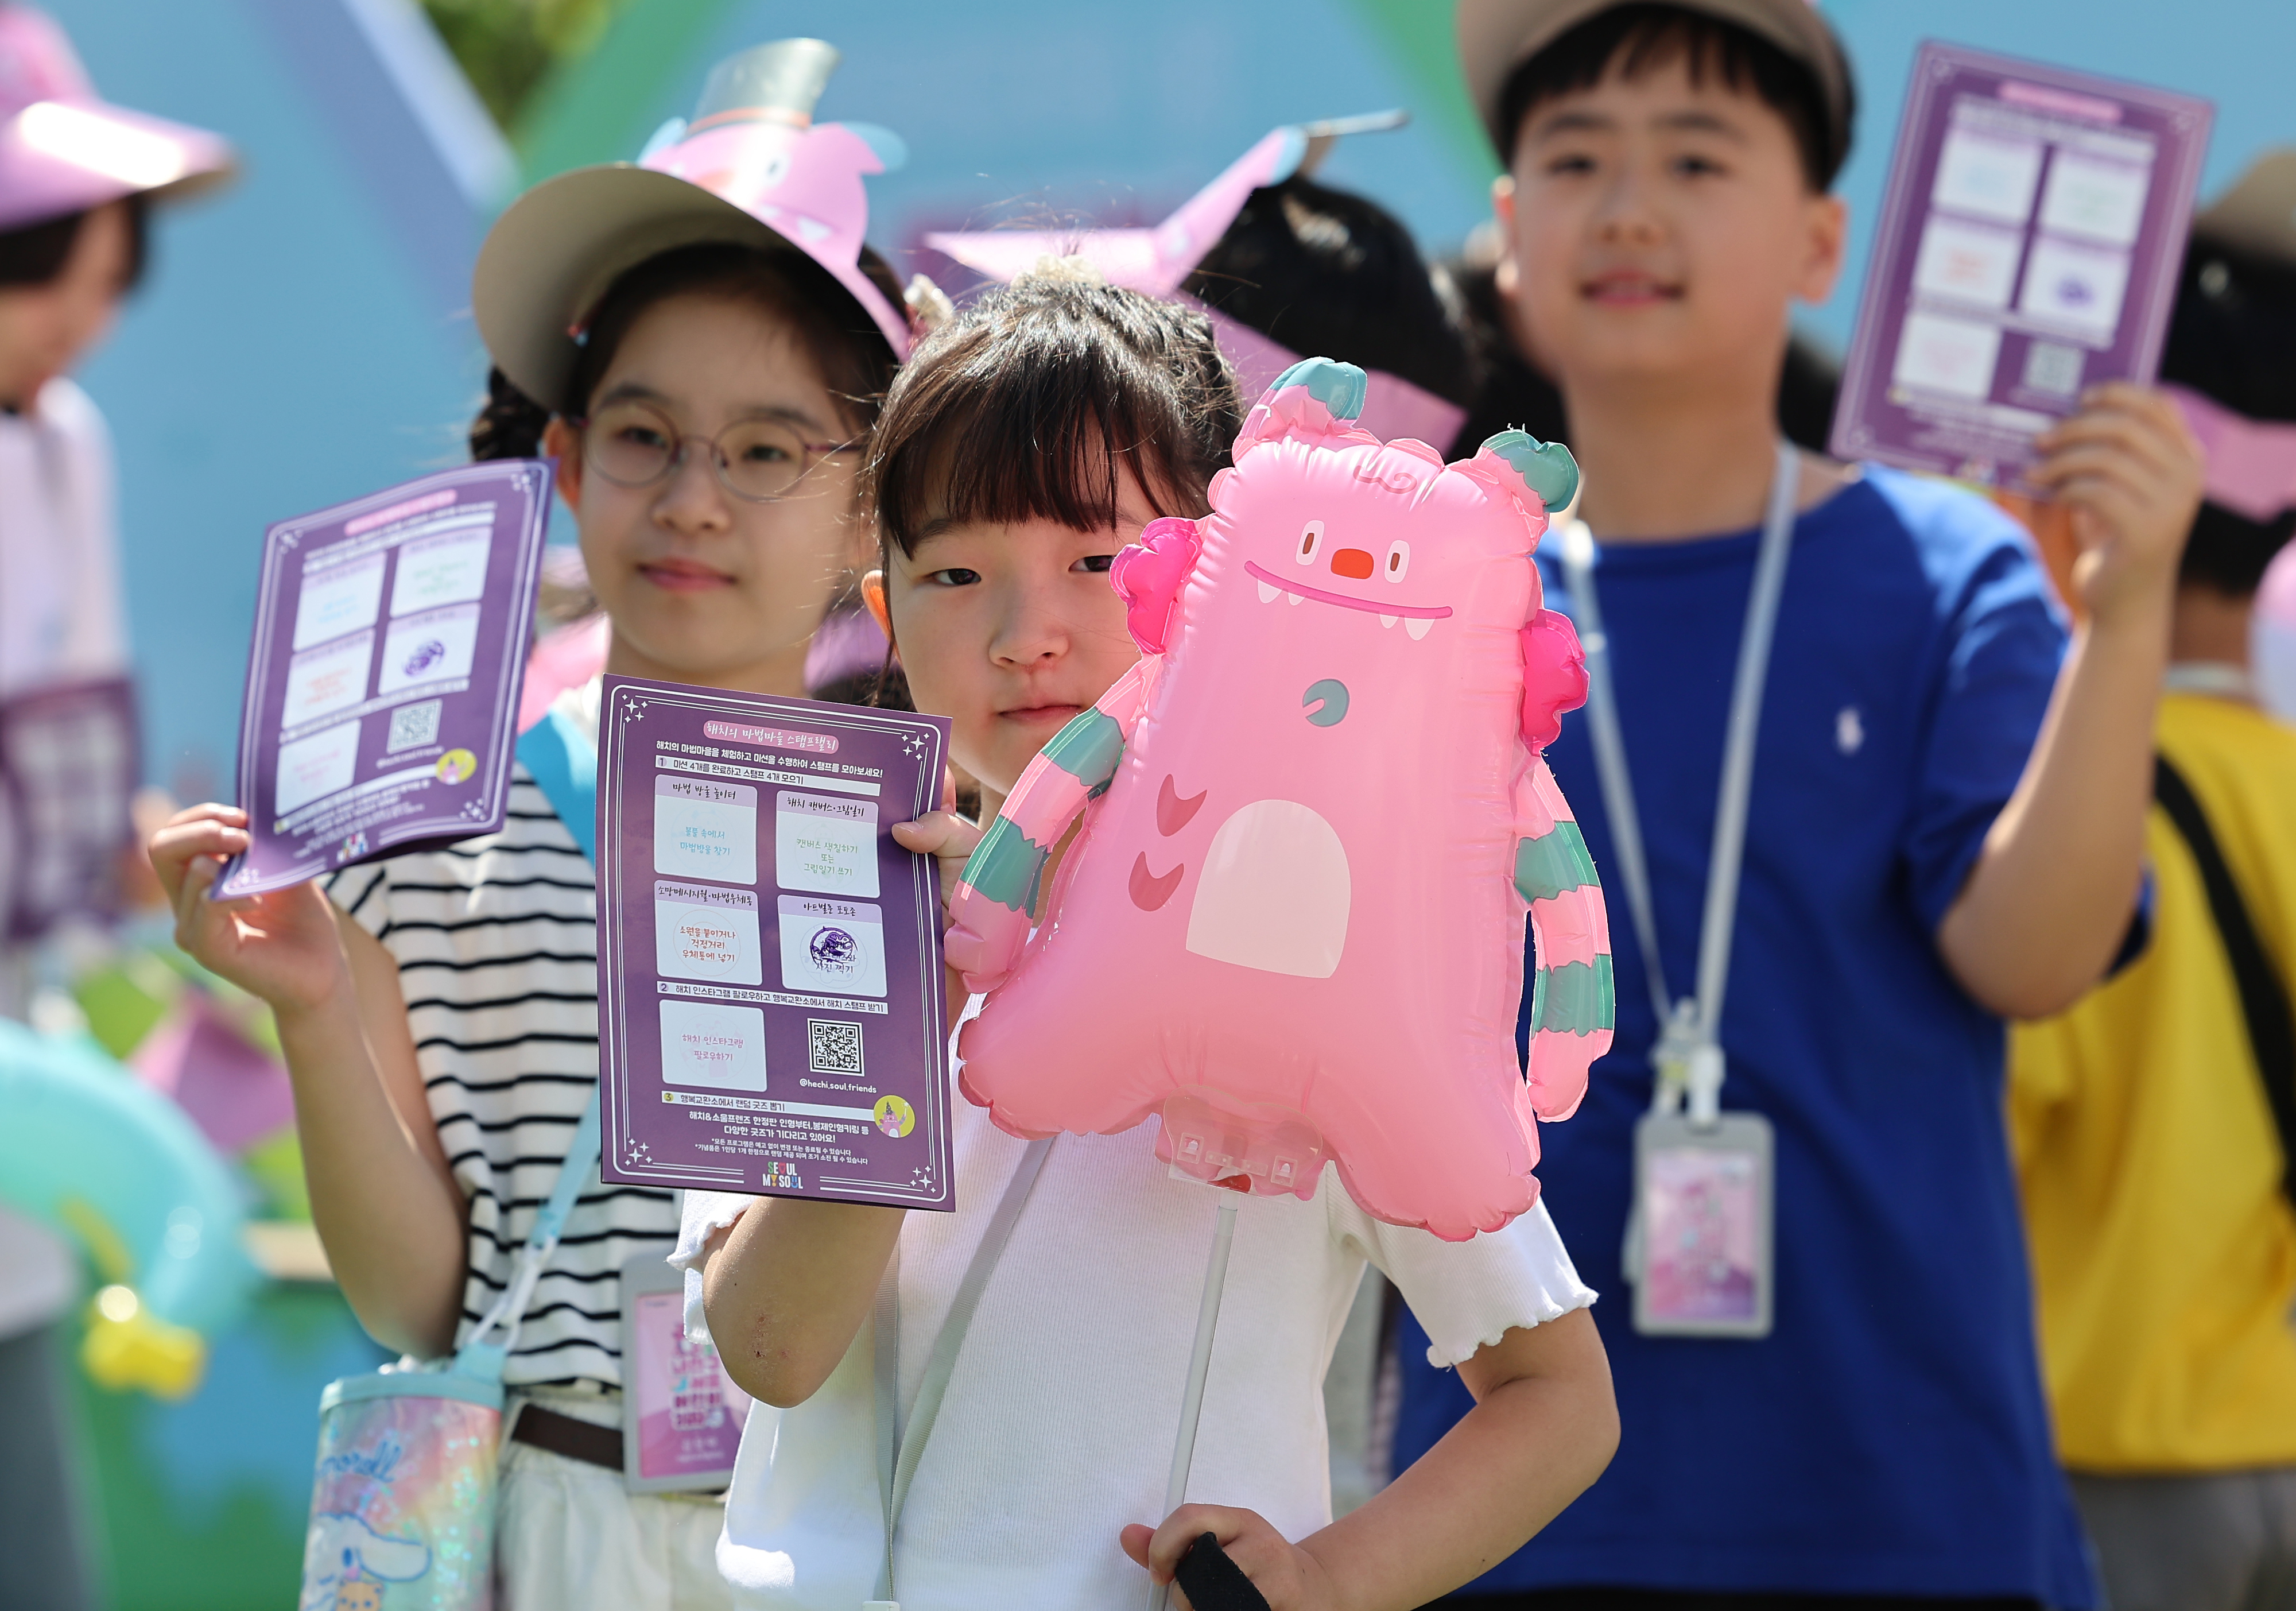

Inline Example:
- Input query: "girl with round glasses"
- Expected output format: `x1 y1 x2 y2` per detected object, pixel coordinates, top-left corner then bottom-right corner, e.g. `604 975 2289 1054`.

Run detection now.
150 38 932 1611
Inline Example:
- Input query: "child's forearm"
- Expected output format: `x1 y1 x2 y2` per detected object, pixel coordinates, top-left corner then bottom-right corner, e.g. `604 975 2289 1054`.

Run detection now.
703 1195 905 1405
1301 1308 1616 1611
1937 598 2169 1019
277 925 468 1357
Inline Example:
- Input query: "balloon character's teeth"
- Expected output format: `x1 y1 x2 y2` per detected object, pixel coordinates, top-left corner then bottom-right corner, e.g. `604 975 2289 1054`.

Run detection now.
1256 580 1279 604
1287 591 1305 606
1380 615 1397 629
1406 617 1434 640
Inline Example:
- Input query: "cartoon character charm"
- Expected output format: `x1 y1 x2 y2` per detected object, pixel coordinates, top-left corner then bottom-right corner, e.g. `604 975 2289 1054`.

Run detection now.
947 359 1613 1239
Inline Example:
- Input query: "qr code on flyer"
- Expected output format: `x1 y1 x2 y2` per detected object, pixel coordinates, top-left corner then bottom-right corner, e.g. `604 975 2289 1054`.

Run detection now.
807 1019 864 1076
386 699 443 753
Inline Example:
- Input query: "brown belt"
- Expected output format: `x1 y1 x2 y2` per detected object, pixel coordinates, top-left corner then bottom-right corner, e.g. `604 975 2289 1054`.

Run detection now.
509 1403 623 1471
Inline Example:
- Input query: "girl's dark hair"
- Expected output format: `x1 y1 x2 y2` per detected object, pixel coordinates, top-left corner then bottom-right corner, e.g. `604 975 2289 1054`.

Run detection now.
1181 175 1475 405
1498 2 1852 192
468 239 906 462
868 274 1242 561
0 195 150 290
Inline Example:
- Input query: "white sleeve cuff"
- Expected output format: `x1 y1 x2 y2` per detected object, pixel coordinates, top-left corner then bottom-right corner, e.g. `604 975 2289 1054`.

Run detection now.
1359 1196 1599 1369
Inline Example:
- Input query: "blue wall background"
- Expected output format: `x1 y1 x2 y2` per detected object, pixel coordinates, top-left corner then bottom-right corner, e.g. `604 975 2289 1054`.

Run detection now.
34 0 2296 794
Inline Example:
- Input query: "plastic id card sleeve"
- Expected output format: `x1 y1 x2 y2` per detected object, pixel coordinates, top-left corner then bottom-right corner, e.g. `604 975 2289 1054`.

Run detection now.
1829 42 2210 491
1629 1110 1774 1339
618 1254 757 1493
216 462 553 896
595 675 956 1211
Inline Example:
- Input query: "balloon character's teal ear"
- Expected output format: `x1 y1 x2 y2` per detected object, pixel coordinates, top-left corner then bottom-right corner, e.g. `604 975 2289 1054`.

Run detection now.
1268 358 1367 422
1235 358 1375 456
1480 430 1580 511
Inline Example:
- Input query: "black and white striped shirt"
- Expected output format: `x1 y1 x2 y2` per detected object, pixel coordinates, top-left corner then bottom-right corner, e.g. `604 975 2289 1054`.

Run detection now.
325 767 674 1389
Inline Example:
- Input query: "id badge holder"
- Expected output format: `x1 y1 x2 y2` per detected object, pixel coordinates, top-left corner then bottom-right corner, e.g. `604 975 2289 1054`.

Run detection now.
1627 1110 1774 1338
618 1253 753 1493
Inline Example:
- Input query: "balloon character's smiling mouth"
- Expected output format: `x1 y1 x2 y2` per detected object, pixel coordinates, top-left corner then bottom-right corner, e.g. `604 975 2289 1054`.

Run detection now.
1240 560 1452 640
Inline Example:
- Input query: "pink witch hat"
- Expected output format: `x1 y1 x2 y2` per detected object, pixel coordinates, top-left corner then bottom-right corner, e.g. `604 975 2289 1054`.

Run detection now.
0 4 234 232
926 112 1469 450
474 37 919 411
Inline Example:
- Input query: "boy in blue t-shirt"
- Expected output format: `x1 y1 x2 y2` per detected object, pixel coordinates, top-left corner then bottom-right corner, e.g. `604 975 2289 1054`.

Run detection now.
1401 2 2205 1607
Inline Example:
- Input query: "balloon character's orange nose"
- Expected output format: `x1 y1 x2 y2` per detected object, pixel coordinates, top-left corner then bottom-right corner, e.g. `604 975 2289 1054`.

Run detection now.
1330 548 1374 580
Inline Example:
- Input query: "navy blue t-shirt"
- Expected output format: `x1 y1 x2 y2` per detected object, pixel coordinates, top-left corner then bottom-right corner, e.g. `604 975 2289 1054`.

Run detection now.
1394 468 2095 1606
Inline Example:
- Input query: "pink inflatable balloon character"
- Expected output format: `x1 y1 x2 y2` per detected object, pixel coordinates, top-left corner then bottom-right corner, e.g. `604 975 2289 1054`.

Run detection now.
946 358 1614 1240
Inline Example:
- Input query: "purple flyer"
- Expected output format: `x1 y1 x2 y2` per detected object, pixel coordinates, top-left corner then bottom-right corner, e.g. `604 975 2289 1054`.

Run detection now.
1831 42 2211 489
595 675 955 1210
0 676 137 939
217 462 551 897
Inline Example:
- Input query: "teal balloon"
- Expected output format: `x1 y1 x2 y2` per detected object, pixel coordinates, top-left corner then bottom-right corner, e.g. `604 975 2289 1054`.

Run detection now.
0 1018 258 1334
1303 678 1350 727
1271 358 1367 422
1481 430 1581 510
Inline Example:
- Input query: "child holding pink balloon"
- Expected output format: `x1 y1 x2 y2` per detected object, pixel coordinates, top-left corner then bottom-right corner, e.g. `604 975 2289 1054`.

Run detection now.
677 267 1622 1611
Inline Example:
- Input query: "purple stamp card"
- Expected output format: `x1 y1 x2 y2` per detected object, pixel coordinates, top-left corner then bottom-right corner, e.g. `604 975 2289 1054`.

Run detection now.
0 676 137 939
218 462 552 896
595 675 954 1209
1831 43 2211 489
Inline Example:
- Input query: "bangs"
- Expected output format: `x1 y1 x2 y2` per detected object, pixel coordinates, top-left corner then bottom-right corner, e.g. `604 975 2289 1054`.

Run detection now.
870 278 1240 557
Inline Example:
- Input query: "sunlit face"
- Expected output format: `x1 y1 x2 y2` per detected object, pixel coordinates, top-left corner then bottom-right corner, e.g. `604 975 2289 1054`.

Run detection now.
544 292 866 692
872 475 1154 801
1498 55 1844 390
0 202 133 409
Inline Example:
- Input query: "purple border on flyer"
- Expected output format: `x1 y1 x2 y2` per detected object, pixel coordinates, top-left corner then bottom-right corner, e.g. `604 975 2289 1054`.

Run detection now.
218 461 552 896
595 675 955 1211
1830 42 2211 489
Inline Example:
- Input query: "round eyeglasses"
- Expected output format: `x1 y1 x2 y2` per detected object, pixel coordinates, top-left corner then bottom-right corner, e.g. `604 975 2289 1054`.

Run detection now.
577 400 859 503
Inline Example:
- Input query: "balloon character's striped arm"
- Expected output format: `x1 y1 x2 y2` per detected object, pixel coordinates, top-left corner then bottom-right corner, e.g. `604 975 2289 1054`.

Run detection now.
947 660 1154 993
1512 760 1615 1121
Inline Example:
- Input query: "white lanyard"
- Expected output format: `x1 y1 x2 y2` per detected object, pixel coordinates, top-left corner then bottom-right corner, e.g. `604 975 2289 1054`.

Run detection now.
868 1135 1053 1610
1557 440 1798 1128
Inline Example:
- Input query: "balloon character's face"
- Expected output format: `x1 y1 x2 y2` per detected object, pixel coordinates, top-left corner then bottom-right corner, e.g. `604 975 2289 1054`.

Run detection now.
1202 431 1542 671
1240 451 1467 637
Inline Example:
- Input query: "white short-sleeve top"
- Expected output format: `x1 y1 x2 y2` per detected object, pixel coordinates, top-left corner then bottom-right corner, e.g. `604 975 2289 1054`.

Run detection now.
677 1058 1593 1611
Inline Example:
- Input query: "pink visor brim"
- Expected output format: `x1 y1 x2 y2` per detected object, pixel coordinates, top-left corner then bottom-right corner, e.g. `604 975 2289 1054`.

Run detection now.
0 98 234 231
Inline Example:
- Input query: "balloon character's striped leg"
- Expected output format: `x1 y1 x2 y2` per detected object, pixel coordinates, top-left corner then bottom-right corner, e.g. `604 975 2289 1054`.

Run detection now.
1512 760 1615 1121
947 663 1145 993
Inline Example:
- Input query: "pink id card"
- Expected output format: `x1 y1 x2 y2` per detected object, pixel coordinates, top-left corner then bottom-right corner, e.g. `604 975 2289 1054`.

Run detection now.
1630 1111 1775 1338
619 1254 753 1493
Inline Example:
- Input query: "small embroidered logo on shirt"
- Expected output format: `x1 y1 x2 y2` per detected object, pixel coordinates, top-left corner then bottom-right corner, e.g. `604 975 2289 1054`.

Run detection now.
1836 707 1865 755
